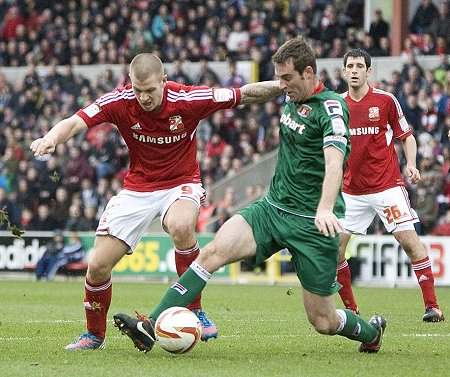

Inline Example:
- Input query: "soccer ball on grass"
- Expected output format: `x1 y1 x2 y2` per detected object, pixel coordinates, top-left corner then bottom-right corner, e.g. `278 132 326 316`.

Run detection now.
155 306 202 354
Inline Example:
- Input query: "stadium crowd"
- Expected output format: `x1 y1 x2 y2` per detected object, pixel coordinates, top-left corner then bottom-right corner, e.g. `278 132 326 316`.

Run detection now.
1 0 450 235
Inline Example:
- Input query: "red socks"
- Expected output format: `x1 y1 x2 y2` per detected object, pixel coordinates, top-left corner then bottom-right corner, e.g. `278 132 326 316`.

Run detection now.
337 260 359 313
412 256 439 309
84 277 112 340
175 242 201 310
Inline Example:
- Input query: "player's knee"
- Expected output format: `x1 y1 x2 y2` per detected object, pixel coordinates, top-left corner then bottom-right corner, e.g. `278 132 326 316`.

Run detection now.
87 259 112 282
167 218 195 241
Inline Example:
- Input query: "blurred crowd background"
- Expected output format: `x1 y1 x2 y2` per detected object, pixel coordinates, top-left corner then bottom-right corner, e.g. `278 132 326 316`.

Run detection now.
1 0 450 236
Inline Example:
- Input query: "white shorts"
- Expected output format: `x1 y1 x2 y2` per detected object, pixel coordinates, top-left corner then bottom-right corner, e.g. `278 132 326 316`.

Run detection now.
96 183 205 252
341 186 419 235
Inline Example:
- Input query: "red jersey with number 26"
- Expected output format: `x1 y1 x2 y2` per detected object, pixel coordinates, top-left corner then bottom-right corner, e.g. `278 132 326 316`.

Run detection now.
76 81 241 192
341 86 412 195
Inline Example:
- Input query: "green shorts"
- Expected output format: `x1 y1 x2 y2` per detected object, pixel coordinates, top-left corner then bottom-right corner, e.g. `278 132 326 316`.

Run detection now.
239 198 340 296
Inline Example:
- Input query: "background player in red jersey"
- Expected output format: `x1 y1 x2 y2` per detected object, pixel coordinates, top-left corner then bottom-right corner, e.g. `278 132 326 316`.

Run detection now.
30 53 283 350
338 48 444 322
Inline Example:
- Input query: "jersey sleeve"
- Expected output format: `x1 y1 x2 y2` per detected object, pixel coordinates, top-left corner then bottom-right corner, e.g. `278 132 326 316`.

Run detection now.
389 94 412 141
321 98 350 157
76 90 122 127
180 84 241 119
76 102 113 128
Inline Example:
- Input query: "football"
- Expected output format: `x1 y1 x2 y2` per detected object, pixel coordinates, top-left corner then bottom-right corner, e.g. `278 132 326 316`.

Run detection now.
155 306 202 354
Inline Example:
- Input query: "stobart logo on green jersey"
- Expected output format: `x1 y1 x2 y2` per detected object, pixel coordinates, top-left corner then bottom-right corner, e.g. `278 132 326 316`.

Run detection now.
280 113 305 134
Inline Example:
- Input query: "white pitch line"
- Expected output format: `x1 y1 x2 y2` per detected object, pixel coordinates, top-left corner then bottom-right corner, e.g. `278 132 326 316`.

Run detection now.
402 333 450 337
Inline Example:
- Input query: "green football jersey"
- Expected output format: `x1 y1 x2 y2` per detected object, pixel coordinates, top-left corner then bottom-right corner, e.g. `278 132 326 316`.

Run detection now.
266 85 350 218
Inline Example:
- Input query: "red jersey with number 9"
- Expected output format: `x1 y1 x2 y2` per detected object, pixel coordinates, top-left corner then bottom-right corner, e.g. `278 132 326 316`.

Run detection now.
341 86 412 195
77 81 241 191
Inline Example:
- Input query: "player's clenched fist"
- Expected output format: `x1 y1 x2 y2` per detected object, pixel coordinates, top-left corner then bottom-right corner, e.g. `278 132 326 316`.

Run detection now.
30 137 56 156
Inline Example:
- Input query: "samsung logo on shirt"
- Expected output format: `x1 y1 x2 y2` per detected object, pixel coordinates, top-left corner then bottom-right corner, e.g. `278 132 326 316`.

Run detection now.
350 127 380 136
132 132 188 144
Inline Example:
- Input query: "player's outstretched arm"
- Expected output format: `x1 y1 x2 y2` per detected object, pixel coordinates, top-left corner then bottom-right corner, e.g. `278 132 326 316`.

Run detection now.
239 80 283 105
30 114 88 156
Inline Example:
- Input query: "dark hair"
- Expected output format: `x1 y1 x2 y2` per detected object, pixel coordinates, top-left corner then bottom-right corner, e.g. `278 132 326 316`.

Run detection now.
272 36 317 74
343 48 372 69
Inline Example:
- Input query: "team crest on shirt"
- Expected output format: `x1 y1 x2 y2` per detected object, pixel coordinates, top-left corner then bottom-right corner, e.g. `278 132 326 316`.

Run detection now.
169 115 186 133
297 104 312 118
368 107 380 121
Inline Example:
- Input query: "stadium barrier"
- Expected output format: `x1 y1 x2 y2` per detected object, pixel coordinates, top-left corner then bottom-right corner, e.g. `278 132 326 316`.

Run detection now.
1 232 450 286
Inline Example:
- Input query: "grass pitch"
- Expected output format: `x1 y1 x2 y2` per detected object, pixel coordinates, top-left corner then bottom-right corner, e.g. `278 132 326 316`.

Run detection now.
0 279 449 377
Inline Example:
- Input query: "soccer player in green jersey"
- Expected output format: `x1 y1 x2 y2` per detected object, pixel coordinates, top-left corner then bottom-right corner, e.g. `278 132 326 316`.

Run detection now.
114 37 387 354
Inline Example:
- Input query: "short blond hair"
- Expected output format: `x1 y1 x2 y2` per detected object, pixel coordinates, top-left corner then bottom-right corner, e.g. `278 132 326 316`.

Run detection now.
130 53 164 81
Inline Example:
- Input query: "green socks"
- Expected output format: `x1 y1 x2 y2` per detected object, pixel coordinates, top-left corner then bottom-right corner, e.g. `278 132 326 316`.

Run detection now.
336 309 378 343
150 267 207 320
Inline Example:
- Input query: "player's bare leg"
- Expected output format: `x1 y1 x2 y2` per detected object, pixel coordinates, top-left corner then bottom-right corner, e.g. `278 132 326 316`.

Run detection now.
336 232 359 314
394 230 444 322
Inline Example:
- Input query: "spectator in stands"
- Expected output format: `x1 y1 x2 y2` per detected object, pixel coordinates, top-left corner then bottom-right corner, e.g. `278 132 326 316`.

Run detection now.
212 207 231 232
420 97 440 134
89 130 117 179
194 58 220 86
403 94 424 131
401 37 421 61
420 32 437 54
95 68 117 94
206 133 228 159
414 184 439 235
327 38 346 59
27 203 59 231
76 206 99 231
362 34 381 57
440 115 450 148
37 156 61 203
430 81 449 118
300 0 323 34
151 4 175 44
169 60 192 85
328 67 348 93
433 53 450 86
316 4 345 51
63 146 94 194
1 5 25 41
410 0 439 35
369 8 390 49
406 64 428 94
378 36 392 57
64 203 85 231
80 178 99 209
226 20 249 57
222 61 246 88
428 0 450 48
214 156 232 181
35 230 86 281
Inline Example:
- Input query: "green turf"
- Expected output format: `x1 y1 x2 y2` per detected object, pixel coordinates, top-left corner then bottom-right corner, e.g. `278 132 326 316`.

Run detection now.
0 279 449 377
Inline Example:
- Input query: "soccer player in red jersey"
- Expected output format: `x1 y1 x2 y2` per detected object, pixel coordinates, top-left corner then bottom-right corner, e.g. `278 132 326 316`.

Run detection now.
31 53 283 350
337 48 444 322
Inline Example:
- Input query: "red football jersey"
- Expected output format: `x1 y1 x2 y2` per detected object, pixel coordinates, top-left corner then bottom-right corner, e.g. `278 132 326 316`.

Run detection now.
341 87 412 195
77 81 241 191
